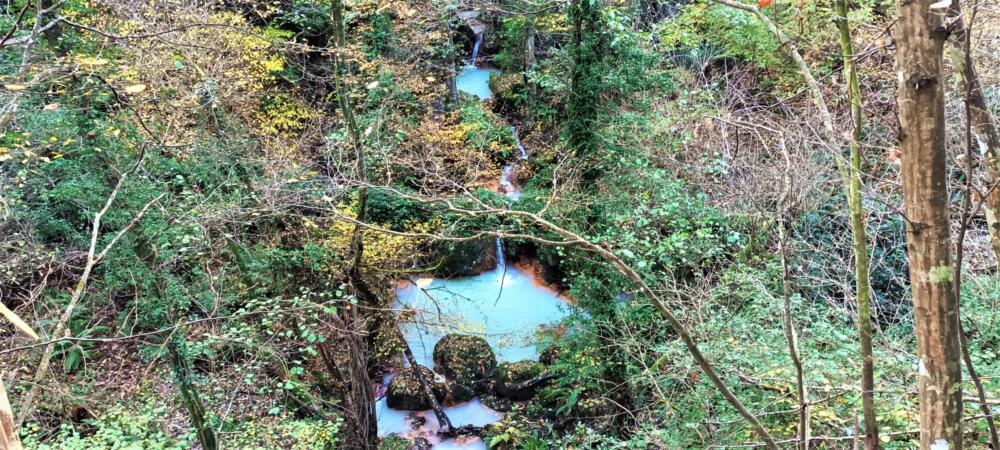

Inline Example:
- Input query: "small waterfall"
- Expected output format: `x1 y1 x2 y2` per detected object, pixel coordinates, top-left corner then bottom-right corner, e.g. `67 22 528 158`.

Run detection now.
495 238 506 271
511 127 528 160
499 164 514 189
470 32 483 65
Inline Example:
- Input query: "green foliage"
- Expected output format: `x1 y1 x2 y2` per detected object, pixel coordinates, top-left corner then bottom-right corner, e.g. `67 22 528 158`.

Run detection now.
378 435 411 450
364 12 394 57
494 16 532 72
52 320 109 374
21 404 342 450
660 2 784 69
602 9 673 96
566 0 607 161
458 100 517 160
279 0 333 43
227 416 341 449
21 405 186 450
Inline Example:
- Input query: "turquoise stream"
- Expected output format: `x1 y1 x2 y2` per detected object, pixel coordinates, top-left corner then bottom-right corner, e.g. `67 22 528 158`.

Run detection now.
376 34 570 448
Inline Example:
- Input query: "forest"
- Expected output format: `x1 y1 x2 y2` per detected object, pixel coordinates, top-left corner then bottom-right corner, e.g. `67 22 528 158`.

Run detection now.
0 0 998 448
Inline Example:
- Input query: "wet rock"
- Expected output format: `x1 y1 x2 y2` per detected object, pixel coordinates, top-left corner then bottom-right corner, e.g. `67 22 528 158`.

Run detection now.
444 377 478 404
386 366 447 411
480 394 514 412
410 438 432 450
433 239 497 277
433 334 498 383
494 360 545 401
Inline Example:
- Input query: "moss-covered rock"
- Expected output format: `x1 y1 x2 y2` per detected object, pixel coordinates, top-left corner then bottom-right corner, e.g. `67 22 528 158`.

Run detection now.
494 360 545 400
444 377 478 404
433 334 497 383
386 366 446 411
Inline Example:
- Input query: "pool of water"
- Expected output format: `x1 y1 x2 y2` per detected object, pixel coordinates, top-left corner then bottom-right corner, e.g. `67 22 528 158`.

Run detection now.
456 65 496 100
378 254 570 447
396 259 569 367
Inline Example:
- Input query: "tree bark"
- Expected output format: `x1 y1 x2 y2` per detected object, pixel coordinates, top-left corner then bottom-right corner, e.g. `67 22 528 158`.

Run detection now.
0 377 22 450
945 1 1000 268
832 1 879 446
319 309 377 449
895 0 963 446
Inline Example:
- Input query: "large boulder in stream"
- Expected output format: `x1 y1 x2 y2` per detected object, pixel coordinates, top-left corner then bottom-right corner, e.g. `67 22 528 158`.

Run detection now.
386 366 447 411
433 334 497 390
494 360 546 401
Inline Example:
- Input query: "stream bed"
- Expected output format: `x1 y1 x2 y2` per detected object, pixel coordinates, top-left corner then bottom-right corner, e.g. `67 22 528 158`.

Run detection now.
375 26 572 449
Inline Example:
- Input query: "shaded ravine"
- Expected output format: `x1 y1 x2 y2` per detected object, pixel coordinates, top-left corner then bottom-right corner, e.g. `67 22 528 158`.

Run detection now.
375 25 569 449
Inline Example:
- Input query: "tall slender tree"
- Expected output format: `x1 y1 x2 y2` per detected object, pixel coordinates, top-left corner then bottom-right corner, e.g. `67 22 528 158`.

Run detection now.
710 1 881 444
328 2 377 448
895 0 963 447
946 1 1000 447
832 1 879 446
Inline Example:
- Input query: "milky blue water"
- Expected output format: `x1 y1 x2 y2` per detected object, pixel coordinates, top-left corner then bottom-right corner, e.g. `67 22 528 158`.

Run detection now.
396 259 569 368
377 29 567 447
377 259 569 445
456 65 496 100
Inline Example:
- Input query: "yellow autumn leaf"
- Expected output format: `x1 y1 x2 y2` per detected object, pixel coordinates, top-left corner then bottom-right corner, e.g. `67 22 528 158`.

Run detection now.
0 302 39 340
124 84 147 94
77 56 109 66
5 84 27 91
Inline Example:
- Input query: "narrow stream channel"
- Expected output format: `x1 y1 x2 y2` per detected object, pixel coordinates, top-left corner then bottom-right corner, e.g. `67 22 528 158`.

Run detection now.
375 24 571 449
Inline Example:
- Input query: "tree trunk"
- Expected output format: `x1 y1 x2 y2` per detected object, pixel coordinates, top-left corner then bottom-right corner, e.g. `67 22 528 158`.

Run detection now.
395 328 453 434
776 139 810 450
331 0 367 274
567 0 604 165
895 0 963 446
946 1 1000 447
320 309 377 449
0 377 22 450
168 340 217 450
833 1 879 446
327 3 377 448
945 1 1000 269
